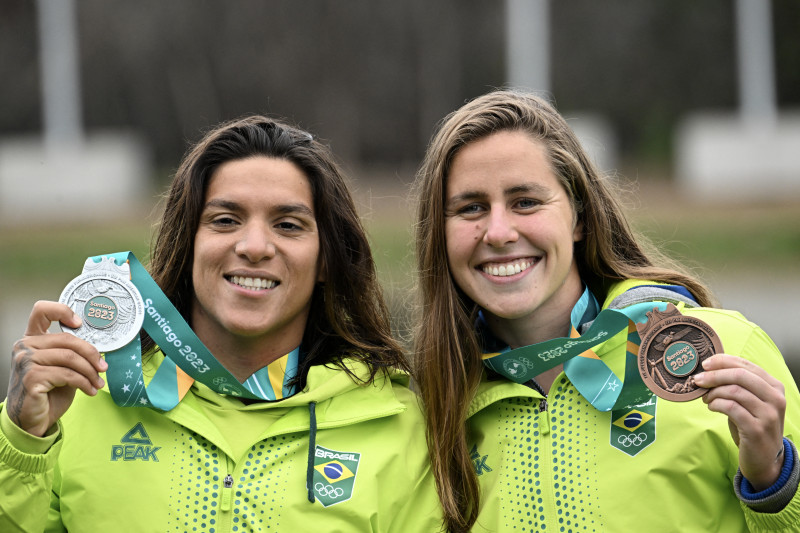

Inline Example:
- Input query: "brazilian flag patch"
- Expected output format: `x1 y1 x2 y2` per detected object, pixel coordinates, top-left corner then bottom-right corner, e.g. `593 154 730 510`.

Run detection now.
610 397 657 457
311 446 361 507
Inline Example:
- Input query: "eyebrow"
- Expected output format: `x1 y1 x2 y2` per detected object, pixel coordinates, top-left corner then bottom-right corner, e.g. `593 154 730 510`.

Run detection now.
505 183 552 196
203 199 241 212
274 203 315 217
446 182 553 205
203 198 315 217
446 190 485 205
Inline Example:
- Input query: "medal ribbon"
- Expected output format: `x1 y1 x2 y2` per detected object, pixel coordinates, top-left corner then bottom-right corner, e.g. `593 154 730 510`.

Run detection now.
92 252 301 410
482 287 672 411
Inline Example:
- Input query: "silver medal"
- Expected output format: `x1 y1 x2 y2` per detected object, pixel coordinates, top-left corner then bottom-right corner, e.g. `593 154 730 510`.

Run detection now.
59 256 145 352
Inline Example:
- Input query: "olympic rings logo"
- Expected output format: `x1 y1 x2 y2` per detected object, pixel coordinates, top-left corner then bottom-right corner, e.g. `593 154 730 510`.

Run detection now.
315 482 344 498
617 433 648 447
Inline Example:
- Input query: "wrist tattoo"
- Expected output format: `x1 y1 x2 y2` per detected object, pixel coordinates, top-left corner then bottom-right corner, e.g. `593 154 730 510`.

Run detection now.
8 340 34 426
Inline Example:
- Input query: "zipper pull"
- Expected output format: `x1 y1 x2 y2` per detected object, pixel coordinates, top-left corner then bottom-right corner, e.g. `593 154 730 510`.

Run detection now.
539 407 551 435
221 474 234 511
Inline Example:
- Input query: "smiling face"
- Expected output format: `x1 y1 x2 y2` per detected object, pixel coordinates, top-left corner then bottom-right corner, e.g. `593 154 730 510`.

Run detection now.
444 130 584 343
191 156 321 357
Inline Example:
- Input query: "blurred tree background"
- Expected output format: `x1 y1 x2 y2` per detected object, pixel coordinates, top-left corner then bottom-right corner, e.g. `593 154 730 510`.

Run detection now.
2 0 798 177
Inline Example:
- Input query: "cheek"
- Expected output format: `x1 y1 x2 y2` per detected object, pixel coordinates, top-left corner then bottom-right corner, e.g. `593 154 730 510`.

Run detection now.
191 239 207 277
298 242 323 284
190 233 222 285
189 254 205 299
190 239 202 280
444 224 476 261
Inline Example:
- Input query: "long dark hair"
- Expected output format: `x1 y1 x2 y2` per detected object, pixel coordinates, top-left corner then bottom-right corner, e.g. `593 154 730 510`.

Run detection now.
145 115 406 383
413 89 714 532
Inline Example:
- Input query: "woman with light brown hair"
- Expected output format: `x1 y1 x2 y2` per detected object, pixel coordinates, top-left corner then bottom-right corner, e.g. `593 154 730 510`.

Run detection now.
413 89 799 532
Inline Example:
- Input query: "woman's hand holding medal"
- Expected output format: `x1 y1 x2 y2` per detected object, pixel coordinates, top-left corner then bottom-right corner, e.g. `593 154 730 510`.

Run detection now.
638 305 787 491
696 354 787 491
7 301 107 437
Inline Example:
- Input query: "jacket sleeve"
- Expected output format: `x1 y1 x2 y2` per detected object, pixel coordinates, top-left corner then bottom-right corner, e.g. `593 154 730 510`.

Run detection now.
730 323 800 532
0 403 62 533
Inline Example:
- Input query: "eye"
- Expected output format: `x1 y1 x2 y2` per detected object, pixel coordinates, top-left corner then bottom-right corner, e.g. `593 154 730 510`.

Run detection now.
456 203 486 217
275 216 316 234
514 197 541 210
276 220 302 231
210 215 239 227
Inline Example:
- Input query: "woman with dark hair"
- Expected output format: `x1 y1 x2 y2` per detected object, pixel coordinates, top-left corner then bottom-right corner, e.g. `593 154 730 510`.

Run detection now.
1 116 440 531
412 89 800 532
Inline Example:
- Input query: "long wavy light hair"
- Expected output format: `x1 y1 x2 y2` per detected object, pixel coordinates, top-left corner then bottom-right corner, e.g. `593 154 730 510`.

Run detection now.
144 115 406 383
412 89 715 532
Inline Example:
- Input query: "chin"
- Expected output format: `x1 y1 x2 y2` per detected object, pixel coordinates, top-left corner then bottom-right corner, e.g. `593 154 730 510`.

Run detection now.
215 320 269 338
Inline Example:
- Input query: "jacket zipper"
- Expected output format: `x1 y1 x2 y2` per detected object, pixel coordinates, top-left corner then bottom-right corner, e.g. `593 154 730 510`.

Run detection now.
216 456 236 532
527 378 548 413
222 474 234 512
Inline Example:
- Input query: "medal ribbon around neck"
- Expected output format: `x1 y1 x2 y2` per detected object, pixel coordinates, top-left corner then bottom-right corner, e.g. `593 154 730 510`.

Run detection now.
482 286 672 411
78 252 301 410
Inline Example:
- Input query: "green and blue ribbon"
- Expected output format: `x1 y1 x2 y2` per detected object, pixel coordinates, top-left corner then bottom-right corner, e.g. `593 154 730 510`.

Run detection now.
88 252 300 410
482 286 674 411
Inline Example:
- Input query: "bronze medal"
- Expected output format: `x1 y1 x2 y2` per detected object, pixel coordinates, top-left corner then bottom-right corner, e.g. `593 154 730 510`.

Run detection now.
636 304 723 402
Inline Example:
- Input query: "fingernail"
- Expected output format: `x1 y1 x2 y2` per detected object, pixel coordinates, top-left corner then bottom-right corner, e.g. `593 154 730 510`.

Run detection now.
97 378 105 389
99 359 108 371
694 372 706 385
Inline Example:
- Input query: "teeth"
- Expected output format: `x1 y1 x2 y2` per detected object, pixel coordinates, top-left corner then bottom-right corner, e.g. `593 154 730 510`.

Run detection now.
482 260 533 277
231 276 277 291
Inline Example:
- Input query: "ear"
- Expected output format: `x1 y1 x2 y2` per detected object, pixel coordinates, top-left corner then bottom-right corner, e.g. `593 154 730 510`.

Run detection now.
573 218 585 242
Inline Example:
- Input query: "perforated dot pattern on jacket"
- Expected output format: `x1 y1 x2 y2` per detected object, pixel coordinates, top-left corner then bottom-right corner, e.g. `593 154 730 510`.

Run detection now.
168 432 296 531
493 378 601 531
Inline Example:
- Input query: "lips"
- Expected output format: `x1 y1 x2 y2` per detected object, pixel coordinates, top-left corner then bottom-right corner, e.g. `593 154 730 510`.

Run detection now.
480 258 537 277
226 275 278 291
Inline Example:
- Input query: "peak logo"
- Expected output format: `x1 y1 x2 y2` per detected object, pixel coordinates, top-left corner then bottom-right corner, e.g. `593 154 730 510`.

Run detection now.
470 444 492 476
111 422 161 462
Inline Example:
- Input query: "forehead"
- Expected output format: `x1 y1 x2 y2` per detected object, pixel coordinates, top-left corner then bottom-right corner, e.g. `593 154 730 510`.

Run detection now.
205 156 314 208
446 131 557 196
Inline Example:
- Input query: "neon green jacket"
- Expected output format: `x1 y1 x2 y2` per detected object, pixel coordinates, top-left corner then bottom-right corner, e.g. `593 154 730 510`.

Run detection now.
0 357 442 532
467 280 800 532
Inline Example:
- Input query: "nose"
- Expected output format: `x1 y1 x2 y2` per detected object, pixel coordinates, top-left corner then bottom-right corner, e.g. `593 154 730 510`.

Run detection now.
482 209 519 247
234 223 276 262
